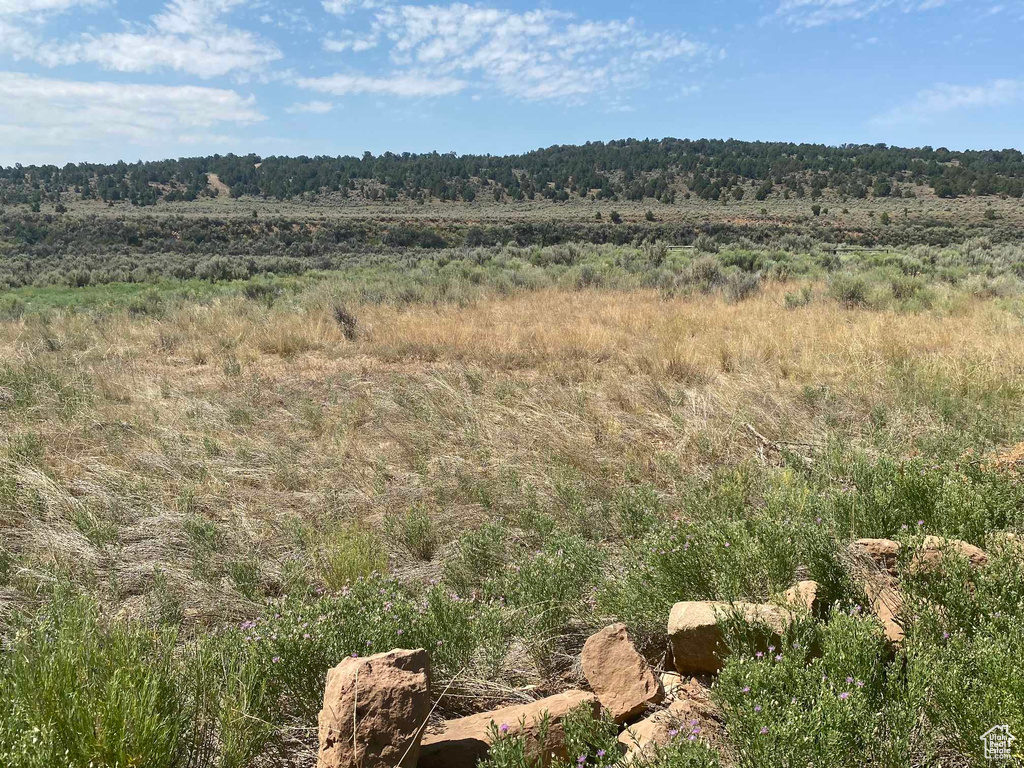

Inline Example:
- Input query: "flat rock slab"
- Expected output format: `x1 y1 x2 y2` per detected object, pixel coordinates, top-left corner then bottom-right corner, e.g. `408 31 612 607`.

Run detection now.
317 648 431 768
582 623 663 723
420 690 598 768
911 536 989 573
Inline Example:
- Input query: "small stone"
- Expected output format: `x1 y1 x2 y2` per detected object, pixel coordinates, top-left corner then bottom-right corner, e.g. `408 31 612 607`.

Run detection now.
581 623 663 723
618 694 718 764
660 672 683 698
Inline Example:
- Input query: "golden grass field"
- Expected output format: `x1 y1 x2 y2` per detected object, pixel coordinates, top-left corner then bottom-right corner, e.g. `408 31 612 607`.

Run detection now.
3 280 1022 628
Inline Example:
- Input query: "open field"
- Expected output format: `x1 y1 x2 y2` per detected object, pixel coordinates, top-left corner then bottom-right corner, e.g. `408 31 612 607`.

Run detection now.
2 239 1024 767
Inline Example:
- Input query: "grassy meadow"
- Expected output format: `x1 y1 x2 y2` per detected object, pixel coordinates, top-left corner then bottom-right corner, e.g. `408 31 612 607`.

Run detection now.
1 240 1024 767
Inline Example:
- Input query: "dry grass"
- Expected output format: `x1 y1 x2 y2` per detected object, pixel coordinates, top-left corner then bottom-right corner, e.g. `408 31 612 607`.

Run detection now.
1 282 1022 626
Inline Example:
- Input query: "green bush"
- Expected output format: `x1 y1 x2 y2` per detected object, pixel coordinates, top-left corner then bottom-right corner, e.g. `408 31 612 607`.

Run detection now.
828 274 871 307
724 272 762 303
384 505 444 560
0 295 26 321
233 576 509 721
314 522 389 590
715 610 912 768
0 592 274 768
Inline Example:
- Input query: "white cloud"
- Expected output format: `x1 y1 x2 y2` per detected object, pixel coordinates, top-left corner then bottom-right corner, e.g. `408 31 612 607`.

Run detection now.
296 72 467 97
773 0 953 27
323 30 379 52
9 0 281 78
285 99 336 113
322 0 386 15
306 2 709 103
0 0 101 15
0 71 264 163
870 79 1024 125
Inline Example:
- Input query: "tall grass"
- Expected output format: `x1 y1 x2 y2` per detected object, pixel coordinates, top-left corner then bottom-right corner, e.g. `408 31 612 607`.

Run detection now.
0 592 274 768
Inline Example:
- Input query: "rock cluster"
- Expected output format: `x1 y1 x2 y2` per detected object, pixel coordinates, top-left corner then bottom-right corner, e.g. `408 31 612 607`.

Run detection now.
317 536 995 768
849 535 992 647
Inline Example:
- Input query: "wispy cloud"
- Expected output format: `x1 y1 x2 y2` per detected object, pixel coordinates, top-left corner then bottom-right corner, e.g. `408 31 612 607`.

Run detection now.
0 0 103 16
870 79 1024 125
285 99 336 114
305 2 712 103
296 72 467 97
0 71 263 162
322 0 386 15
7 0 281 78
773 0 953 27
323 30 379 52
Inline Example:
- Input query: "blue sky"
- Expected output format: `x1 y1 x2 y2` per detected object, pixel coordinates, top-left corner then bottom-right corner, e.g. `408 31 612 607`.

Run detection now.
0 0 1020 165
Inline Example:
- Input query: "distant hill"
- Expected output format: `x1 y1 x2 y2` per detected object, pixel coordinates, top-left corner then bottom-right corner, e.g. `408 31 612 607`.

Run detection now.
3 138 1024 209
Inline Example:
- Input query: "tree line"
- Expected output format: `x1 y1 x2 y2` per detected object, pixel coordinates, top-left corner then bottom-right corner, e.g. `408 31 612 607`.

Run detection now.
2 139 1024 207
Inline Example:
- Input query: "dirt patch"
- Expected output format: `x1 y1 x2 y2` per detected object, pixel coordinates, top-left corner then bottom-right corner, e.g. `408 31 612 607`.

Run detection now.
986 442 1024 474
207 173 230 197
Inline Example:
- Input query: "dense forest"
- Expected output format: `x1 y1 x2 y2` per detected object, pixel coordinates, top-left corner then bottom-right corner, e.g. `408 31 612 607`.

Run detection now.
3 138 1024 207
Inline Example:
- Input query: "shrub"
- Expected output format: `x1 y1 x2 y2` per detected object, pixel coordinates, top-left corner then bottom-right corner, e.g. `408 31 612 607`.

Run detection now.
784 285 813 309
686 257 725 292
715 610 911 768
126 289 165 318
600 510 848 637
478 705 620 768
242 279 283 306
694 235 719 254
383 506 444 560
828 274 871 308
233 577 509 721
0 592 274 768
0 295 26 321
725 272 762 303
443 522 510 596
313 522 388 590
